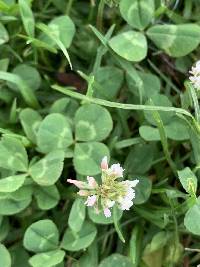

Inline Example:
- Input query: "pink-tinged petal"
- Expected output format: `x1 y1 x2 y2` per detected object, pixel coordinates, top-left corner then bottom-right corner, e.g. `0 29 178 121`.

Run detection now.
87 176 98 188
77 190 89 196
67 179 85 189
85 195 97 207
101 156 108 170
104 208 111 218
110 163 124 177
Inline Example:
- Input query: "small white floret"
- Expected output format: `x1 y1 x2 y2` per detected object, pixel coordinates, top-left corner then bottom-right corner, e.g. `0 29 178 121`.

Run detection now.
85 195 97 207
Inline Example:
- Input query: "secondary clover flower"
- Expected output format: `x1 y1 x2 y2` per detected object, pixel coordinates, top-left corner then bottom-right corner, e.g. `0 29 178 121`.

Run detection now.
189 60 200 90
67 156 139 218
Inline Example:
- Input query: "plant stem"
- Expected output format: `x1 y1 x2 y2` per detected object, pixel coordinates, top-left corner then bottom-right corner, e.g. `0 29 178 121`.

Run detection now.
97 0 105 32
52 84 193 118
66 0 74 15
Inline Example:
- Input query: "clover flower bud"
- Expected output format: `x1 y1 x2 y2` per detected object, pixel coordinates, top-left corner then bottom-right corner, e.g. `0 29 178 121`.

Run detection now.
101 156 108 170
67 179 85 189
189 60 200 90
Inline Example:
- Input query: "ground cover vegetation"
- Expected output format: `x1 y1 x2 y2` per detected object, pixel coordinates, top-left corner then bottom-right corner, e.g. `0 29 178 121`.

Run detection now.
0 0 200 266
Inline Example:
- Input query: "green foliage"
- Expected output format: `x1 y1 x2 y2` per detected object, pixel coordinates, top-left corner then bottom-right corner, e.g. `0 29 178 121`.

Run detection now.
19 108 42 143
88 205 122 224
109 31 147 62
184 199 200 235
0 136 28 172
37 114 73 153
147 24 200 57
0 22 9 45
29 150 64 186
94 66 124 100
68 198 86 232
0 244 11 267
29 250 65 267
61 221 97 251
40 15 75 49
23 219 59 253
0 187 32 215
120 0 155 30
178 167 197 194
0 0 200 266
9 64 41 91
34 185 60 210
75 104 113 141
19 0 35 37
74 142 110 175
99 253 133 267
0 174 27 193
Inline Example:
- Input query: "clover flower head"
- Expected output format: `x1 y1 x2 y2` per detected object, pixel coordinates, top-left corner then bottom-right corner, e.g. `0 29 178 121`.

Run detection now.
189 60 200 90
67 157 139 218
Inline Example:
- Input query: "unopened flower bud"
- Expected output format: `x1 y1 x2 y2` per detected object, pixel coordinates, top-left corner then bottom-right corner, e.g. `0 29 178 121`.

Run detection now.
67 179 85 189
101 156 108 170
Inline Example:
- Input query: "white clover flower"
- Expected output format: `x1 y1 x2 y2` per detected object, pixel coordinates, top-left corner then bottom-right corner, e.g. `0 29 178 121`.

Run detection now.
189 76 200 89
67 157 139 218
85 195 97 207
189 60 200 90
190 61 200 76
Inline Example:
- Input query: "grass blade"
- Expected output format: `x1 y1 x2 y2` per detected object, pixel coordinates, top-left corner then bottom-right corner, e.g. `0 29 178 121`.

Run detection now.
185 80 200 123
0 71 40 109
19 0 35 37
36 22 72 69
